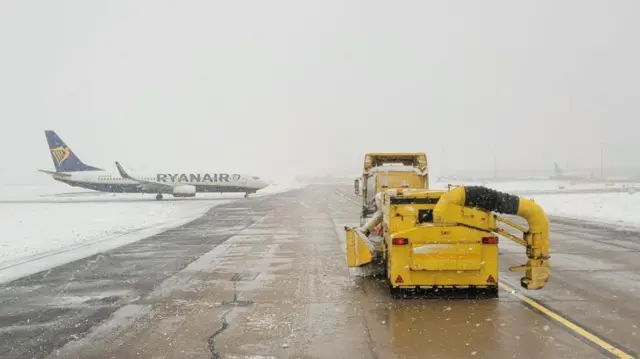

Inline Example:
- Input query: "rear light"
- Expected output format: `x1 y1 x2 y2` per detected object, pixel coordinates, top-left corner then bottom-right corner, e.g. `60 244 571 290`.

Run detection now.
482 236 499 244
392 237 409 245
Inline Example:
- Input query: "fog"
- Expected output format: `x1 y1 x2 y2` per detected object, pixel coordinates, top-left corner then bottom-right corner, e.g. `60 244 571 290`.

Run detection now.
1 1 639 184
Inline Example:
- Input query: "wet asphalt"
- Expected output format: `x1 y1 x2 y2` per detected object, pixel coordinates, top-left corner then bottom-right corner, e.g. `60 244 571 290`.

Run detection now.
0 185 638 359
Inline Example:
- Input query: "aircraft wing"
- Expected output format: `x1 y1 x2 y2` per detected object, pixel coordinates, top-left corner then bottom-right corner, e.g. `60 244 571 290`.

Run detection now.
114 161 173 190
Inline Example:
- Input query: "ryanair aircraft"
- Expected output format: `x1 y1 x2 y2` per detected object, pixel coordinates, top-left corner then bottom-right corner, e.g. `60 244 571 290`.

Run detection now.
39 130 269 200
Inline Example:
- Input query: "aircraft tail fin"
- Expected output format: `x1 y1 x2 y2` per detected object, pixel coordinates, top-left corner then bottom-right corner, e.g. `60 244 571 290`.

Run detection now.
553 162 563 177
44 130 103 172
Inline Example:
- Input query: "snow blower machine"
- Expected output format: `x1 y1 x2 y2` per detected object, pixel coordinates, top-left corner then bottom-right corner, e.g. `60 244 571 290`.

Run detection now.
345 153 550 298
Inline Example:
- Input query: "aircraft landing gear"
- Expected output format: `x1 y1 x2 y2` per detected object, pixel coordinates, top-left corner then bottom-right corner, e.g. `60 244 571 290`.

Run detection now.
244 193 249 199
156 193 163 200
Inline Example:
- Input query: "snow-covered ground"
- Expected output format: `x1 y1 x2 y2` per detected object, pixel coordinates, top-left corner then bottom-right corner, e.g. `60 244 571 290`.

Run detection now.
255 178 307 196
432 179 639 193
530 192 640 227
0 199 221 283
0 179 305 283
434 179 640 228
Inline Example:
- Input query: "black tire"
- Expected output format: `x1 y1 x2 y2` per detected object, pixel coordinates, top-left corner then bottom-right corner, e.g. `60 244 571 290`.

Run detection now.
156 193 163 200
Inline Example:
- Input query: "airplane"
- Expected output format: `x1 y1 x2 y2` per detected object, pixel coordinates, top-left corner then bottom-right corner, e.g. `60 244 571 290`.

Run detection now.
39 130 269 200
550 162 597 180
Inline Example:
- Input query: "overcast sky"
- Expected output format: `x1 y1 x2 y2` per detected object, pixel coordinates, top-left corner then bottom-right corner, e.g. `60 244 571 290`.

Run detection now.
1 1 639 183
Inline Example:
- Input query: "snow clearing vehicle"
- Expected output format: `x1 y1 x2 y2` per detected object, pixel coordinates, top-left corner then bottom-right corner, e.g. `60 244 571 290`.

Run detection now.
357 153 429 226
344 185 550 297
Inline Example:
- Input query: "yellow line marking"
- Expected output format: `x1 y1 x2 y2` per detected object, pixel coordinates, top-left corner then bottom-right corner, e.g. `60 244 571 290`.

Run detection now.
499 281 636 359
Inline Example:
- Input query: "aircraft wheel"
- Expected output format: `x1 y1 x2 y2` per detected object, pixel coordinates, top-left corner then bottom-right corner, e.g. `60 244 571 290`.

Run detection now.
156 193 163 200
244 193 249 199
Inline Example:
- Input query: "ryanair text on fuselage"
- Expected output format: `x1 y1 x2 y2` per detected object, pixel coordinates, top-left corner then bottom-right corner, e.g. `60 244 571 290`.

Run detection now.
156 173 242 183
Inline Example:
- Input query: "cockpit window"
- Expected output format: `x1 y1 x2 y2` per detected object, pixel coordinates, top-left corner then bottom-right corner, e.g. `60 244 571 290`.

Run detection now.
252 176 260 180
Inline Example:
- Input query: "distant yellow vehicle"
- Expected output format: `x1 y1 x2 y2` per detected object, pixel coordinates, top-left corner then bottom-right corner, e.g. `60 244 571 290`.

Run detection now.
357 153 429 226
345 154 550 298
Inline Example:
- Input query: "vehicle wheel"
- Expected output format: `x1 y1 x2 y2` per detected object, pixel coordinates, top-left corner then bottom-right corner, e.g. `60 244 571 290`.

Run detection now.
156 193 163 200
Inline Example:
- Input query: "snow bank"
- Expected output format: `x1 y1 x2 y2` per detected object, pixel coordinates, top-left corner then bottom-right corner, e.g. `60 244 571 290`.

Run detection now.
0 199 220 270
527 192 640 227
0 184 234 283
433 179 639 193
433 180 640 227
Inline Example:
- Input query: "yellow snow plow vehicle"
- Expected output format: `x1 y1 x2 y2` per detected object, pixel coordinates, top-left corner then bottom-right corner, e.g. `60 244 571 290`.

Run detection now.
345 185 550 297
356 152 429 226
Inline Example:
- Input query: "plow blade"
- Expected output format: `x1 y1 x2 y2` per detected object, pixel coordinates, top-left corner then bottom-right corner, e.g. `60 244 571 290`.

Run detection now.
345 227 376 267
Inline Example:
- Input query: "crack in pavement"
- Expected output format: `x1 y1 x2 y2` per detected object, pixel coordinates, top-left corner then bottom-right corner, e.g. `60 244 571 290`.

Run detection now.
208 281 254 359
207 308 232 359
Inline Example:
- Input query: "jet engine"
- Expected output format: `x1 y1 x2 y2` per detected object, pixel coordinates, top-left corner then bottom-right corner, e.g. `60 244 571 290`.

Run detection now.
172 185 196 197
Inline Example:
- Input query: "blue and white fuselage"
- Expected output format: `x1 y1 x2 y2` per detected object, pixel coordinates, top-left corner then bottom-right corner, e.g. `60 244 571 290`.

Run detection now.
39 130 269 200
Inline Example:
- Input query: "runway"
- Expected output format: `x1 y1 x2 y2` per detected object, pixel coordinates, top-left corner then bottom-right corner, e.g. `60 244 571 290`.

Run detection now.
0 185 638 359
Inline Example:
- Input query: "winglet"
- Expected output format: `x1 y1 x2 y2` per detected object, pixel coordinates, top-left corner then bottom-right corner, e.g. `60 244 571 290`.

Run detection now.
114 161 133 180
